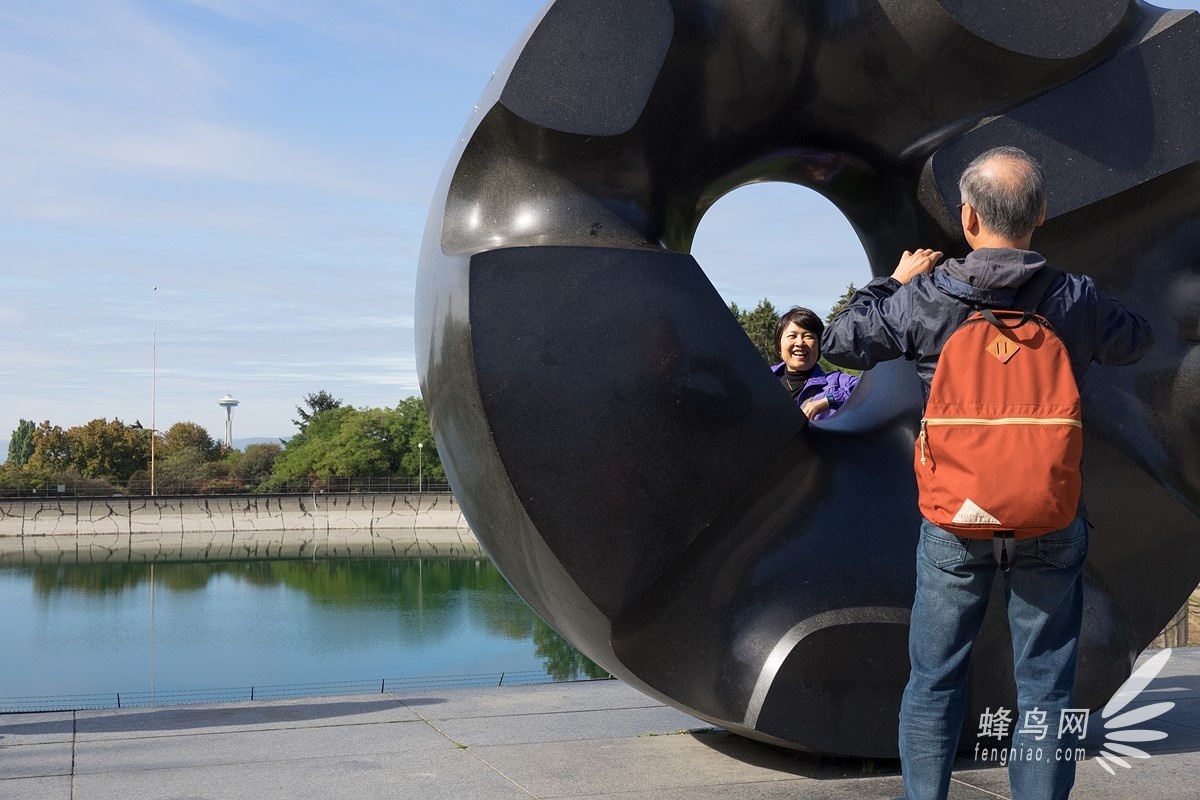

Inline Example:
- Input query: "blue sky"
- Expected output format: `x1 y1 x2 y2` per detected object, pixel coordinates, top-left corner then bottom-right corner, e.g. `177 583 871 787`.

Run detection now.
3 1 1197 444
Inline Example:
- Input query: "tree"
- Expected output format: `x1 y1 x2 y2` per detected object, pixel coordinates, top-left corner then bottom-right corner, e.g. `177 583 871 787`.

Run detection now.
28 421 71 473
269 405 359 484
155 447 208 494
63 418 150 483
733 298 779 364
151 423 226 493
160 422 220 461
264 395 445 489
292 390 343 432
7 419 35 466
397 396 443 480
821 284 861 376
198 457 241 494
23 418 148 484
233 442 282 486
276 406 408 480
311 407 397 477
825 283 857 323
0 461 23 493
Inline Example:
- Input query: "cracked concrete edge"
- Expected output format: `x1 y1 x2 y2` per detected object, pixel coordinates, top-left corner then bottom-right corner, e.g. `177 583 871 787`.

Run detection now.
0 494 480 564
0 493 469 535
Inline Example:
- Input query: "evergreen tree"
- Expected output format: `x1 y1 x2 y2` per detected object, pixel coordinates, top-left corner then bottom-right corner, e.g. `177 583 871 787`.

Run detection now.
292 390 343 432
732 298 779 364
7 419 35 466
825 283 857 323
821 284 861 376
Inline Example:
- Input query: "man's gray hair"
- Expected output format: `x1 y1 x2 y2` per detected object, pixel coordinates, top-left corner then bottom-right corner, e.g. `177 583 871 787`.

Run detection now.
958 146 1045 239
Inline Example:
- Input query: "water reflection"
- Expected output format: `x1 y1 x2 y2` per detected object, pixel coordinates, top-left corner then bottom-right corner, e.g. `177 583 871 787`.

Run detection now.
3 558 607 702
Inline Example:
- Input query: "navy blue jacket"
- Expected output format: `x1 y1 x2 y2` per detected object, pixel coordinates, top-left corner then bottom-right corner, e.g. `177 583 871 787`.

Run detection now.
822 248 1154 401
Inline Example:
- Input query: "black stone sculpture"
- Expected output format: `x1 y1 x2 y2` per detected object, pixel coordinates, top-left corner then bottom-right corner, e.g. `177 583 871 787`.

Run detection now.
416 0 1200 757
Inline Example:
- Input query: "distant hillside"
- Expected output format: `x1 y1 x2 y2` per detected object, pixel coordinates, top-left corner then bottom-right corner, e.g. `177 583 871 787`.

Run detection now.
234 437 289 449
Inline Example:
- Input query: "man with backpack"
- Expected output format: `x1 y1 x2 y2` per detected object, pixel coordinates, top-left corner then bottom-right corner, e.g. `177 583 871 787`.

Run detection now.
822 146 1154 800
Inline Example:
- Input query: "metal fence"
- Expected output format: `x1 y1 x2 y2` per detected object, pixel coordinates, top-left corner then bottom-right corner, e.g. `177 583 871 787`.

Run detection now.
0 670 615 714
0 477 453 499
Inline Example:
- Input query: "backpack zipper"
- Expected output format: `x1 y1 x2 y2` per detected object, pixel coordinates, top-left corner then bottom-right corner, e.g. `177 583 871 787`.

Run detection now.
924 417 1082 427
918 416 1081 467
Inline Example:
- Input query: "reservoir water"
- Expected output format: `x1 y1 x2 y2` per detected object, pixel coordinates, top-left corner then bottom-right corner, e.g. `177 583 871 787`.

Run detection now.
0 558 605 711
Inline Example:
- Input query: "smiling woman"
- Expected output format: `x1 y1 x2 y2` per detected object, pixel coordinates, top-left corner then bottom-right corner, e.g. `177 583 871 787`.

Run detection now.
771 306 858 422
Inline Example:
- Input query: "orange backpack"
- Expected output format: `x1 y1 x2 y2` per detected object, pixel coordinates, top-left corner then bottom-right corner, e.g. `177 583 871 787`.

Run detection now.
915 268 1082 540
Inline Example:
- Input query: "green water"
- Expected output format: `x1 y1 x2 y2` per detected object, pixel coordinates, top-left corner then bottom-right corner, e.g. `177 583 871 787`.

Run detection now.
0 558 605 707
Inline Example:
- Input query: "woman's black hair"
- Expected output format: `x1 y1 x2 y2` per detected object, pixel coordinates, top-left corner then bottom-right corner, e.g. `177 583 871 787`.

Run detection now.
774 306 824 360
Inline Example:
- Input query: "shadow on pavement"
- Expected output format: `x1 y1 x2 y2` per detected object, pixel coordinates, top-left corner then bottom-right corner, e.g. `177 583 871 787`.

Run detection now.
0 696 449 738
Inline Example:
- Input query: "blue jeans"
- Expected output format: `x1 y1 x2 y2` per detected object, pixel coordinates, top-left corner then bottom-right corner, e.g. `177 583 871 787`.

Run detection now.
899 518 1088 800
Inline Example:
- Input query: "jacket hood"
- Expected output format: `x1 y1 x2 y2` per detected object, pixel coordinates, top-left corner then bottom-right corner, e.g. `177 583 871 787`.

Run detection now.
935 248 1046 306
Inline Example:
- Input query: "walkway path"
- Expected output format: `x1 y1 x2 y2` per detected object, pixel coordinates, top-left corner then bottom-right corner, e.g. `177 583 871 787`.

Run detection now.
4 648 1198 799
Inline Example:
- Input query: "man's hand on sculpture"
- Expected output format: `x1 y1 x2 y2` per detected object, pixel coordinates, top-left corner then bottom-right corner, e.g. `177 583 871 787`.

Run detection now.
891 249 942 284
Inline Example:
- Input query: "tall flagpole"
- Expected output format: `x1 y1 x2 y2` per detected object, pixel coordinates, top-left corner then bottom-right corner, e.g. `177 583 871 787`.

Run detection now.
151 287 157 496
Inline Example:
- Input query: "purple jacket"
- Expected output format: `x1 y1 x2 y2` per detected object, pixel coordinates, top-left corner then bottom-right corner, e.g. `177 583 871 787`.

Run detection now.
770 362 859 421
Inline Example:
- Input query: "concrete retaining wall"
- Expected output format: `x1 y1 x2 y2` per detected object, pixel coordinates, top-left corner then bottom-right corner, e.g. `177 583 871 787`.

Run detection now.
0 493 469 536
0 493 481 565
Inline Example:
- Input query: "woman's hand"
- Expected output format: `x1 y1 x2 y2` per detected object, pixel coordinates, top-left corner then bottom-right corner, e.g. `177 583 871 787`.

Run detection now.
800 395 831 420
891 248 943 285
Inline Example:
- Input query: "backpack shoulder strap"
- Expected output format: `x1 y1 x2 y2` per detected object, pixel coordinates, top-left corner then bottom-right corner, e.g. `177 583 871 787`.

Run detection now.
1013 267 1062 313
979 267 1062 329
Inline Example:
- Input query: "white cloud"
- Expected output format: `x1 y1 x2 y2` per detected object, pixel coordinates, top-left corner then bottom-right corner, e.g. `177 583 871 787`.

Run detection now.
0 1 422 231
0 2 230 115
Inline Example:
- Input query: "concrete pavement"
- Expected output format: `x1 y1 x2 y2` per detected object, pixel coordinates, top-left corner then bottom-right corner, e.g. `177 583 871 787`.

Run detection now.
3 647 1198 799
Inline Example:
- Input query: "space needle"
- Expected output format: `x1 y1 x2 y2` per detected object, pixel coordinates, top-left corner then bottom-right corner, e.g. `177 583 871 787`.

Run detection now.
218 394 239 448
